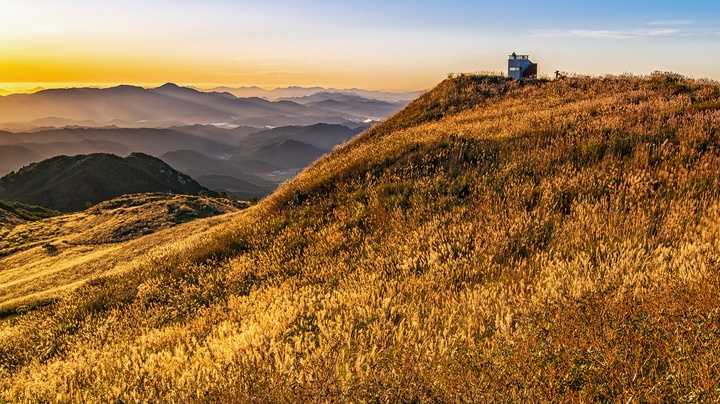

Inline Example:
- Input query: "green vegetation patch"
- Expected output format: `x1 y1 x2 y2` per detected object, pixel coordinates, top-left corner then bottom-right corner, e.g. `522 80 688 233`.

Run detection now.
0 200 58 221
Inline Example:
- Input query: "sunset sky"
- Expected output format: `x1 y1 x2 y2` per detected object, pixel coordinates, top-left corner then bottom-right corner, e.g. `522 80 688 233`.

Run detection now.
1 0 719 92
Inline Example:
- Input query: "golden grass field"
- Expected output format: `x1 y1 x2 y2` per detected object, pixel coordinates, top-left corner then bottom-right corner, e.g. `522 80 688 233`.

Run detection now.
0 194 243 319
2 73 720 401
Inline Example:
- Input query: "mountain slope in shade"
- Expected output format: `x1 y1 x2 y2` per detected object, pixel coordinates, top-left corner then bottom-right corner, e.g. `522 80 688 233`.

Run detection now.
161 149 277 176
242 123 363 150
227 123 366 178
0 153 213 212
245 138 327 170
162 123 366 190
195 175 275 200
0 145 42 176
161 150 277 198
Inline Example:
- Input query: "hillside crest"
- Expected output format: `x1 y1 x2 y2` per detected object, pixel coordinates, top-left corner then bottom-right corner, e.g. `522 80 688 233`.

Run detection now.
3 73 720 401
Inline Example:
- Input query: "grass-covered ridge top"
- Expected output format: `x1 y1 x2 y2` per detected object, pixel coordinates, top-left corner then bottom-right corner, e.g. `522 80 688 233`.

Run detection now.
268 73 719 209
2 73 720 401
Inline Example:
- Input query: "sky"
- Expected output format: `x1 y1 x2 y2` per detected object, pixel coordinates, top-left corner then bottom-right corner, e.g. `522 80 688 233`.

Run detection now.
0 0 719 92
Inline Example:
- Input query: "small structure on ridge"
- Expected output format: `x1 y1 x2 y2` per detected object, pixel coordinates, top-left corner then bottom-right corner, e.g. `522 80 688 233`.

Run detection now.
508 53 538 80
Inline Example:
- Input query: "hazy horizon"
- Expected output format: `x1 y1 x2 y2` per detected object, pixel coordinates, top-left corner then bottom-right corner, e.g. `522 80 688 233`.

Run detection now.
2 0 719 93
0 82 426 96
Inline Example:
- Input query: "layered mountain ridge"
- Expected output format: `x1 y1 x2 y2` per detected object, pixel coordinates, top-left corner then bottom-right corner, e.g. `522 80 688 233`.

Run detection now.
0 83 411 131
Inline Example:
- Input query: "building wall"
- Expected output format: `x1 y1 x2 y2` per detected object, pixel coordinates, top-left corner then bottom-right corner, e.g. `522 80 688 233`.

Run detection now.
525 63 538 79
508 58 537 80
508 59 531 80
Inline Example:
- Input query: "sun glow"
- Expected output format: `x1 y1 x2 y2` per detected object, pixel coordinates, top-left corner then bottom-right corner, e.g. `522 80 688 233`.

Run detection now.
0 1 719 94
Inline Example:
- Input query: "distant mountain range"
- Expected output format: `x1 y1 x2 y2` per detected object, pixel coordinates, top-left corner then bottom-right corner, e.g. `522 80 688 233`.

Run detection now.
0 126 246 175
0 83 416 131
278 92 405 120
0 123 365 200
0 87 45 97
201 86 424 103
0 83 391 204
0 153 212 212
161 123 363 195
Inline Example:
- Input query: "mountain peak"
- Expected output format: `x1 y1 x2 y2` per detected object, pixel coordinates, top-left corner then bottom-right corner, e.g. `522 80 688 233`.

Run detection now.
0 153 213 212
157 82 182 89
106 84 145 92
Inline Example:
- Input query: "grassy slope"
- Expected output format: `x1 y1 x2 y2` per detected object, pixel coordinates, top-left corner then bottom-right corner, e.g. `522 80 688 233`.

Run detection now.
2 74 720 401
0 194 244 317
0 200 57 224
0 201 59 256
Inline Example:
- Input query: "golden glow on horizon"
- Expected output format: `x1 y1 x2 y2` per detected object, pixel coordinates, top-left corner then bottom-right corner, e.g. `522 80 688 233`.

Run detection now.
2 1 719 95
0 2 443 92
0 53 441 93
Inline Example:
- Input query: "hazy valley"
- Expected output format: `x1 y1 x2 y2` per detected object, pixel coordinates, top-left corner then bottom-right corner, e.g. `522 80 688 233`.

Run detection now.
0 84 402 202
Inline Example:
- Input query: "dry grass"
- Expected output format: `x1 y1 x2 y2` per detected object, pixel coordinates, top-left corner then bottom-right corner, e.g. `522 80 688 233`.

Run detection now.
2 74 720 401
0 194 244 317
0 200 57 232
